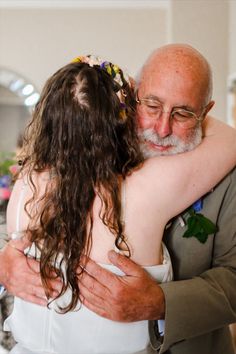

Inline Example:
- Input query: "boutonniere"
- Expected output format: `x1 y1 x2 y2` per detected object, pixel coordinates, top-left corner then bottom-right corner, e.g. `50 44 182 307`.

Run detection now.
182 198 218 244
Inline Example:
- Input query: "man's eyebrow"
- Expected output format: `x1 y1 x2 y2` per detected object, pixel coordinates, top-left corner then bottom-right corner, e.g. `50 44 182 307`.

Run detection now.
143 94 163 102
141 95 196 112
143 94 194 112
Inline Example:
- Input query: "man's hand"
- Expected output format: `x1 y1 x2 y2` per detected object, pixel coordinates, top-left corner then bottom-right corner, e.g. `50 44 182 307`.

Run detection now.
0 239 60 306
79 250 165 322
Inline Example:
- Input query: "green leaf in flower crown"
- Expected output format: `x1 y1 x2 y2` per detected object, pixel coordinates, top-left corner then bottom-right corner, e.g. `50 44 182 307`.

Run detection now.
183 211 218 244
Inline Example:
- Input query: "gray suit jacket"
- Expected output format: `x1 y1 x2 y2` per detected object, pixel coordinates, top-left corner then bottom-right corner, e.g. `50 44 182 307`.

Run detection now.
151 167 236 354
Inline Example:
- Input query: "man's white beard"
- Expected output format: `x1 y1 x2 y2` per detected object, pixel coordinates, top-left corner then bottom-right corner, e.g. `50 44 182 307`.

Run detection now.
138 124 202 158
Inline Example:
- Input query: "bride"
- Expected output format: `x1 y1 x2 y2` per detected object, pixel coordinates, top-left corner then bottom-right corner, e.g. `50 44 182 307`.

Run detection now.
5 55 236 354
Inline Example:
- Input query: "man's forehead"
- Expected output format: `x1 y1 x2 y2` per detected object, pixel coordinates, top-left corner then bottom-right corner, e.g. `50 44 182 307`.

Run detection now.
141 55 204 88
140 67 202 95
139 74 190 97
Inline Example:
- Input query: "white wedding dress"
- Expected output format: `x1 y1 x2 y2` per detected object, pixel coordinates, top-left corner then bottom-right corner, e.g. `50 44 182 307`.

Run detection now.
4 178 173 354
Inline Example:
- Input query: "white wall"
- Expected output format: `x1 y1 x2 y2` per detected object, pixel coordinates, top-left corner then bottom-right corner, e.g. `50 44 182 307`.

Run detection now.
0 7 168 90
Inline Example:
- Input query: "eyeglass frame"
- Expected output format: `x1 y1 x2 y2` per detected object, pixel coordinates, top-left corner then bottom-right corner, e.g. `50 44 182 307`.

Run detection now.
135 93 207 125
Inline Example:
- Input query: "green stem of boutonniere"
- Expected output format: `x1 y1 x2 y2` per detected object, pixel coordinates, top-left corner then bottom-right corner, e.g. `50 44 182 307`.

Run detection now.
183 207 218 244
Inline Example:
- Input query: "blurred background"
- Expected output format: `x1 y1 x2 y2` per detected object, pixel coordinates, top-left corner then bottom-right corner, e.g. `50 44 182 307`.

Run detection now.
0 0 235 353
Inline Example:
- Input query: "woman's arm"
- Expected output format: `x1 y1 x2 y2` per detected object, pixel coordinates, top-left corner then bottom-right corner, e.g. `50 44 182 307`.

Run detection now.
141 117 236 221
7 170 50 236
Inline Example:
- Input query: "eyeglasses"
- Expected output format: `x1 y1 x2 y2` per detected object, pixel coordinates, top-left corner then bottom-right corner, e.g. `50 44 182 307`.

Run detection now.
136 94 205 128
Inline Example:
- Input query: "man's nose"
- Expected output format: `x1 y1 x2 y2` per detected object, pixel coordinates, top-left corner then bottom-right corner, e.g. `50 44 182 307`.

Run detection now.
154 114 172 138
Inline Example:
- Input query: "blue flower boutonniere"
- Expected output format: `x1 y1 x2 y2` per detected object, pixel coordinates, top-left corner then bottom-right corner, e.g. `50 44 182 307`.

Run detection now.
182 199 218 244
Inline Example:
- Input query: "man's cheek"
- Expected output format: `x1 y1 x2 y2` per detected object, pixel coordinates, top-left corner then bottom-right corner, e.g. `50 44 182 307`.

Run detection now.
172 125 192 143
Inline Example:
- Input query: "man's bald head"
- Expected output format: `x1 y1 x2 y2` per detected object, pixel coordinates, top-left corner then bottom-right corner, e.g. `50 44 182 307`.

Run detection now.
139 44 213 107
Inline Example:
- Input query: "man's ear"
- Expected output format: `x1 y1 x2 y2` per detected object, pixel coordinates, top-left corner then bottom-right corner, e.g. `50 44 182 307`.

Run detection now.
202 100 215 118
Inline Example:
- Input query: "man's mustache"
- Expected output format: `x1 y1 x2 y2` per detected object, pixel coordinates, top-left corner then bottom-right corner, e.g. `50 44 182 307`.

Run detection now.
139 129 183 147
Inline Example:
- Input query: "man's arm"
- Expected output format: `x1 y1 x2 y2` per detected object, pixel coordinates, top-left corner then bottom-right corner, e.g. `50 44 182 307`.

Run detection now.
0 239 59 305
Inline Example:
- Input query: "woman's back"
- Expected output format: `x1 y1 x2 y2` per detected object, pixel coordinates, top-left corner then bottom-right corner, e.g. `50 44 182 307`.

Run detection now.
6 171 173 354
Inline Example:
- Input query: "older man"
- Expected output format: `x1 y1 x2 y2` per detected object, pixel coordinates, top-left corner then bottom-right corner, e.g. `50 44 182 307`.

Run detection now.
78 45 236 354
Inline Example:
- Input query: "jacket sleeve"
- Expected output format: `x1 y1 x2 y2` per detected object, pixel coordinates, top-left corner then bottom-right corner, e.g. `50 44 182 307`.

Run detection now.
159 168 236 353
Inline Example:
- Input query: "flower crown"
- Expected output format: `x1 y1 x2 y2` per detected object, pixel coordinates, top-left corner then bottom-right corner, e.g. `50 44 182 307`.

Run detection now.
72 55 131 89
72 55 132 120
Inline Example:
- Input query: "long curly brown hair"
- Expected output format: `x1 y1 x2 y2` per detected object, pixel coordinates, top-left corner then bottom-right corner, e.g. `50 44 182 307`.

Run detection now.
20 60 143 312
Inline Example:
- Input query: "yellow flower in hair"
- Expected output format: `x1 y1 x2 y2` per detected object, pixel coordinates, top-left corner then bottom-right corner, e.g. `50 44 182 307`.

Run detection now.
113 65 120 74
106 64 112 76
71 56 83 63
